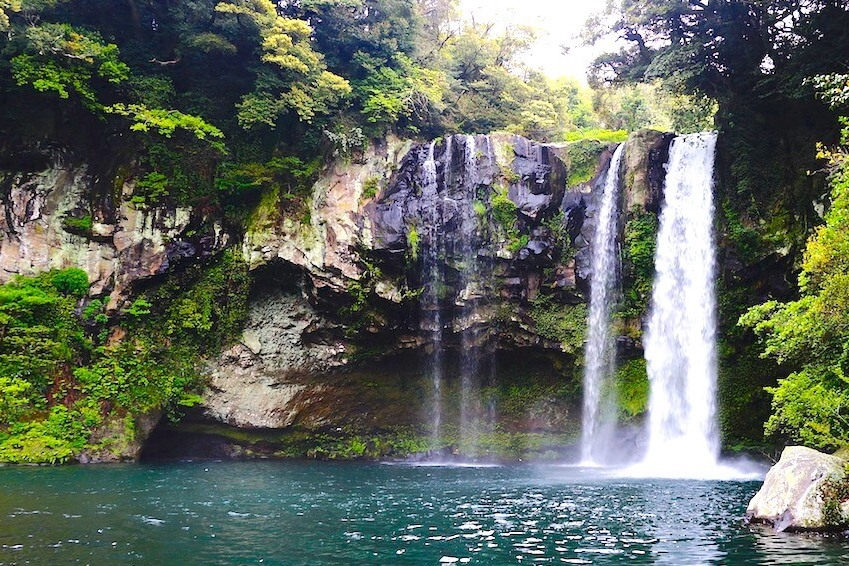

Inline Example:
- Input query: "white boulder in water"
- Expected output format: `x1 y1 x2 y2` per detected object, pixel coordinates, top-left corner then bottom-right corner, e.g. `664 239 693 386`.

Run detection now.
747 446 849 531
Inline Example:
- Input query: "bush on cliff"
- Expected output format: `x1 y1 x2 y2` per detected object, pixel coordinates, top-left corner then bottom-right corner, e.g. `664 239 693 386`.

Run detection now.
0 253 249 464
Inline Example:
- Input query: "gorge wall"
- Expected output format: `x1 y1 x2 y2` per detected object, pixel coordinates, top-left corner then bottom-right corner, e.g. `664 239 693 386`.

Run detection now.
0 129 775 462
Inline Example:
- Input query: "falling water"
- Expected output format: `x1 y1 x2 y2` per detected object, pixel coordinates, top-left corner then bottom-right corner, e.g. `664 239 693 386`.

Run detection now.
581 143 626 465
459 134 482 455
420 141 443 450
640 132 720 477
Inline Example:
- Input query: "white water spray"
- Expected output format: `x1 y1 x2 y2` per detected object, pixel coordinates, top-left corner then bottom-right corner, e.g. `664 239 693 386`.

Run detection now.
640 132 720 477
581 143 625 464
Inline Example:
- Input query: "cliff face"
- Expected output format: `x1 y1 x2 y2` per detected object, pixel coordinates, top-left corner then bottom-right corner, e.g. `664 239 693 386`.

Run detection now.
0 148 228 308
0 131 673 461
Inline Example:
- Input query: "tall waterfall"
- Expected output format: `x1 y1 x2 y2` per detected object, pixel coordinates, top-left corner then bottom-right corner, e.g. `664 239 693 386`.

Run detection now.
459 134 482 455
581 143 626 464
420 141 444 450
418 134 497 459
641 132 720 476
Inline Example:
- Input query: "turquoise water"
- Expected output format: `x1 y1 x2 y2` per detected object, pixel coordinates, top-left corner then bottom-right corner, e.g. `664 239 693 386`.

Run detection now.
1 461 847 565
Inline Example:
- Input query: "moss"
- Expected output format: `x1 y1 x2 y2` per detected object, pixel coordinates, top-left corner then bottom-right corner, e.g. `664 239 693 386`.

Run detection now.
491 188 523 252
61 214 93 236
361 176 380 202
615 359 649 419
529 296 587 354
621 207 659 319
170 422 572 461
820 464 849 529
0 253 251 464
247 185 282 232
130 172 169 206
407 224 420 261
565 139 605 186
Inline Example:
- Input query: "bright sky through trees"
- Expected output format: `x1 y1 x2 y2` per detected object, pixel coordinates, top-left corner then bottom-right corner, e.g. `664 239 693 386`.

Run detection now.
458 0 611 80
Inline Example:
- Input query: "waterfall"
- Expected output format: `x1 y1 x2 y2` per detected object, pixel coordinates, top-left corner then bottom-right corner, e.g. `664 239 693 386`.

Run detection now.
581 143 626 465
640 132 720 477
418 134 496 459
421 141 444 451
459 134 483 456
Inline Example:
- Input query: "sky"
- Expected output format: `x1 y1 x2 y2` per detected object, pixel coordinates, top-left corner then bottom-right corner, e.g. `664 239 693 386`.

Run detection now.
458 0 615 82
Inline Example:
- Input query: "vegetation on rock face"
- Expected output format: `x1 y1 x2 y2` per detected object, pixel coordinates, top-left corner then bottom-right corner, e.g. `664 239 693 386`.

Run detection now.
565 140 606 187
621 207 658 320
0 253 249 463
613 359 649 420
529 296 587 355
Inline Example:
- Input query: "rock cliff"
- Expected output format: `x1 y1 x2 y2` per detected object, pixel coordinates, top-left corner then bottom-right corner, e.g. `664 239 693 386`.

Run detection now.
0 130 674 460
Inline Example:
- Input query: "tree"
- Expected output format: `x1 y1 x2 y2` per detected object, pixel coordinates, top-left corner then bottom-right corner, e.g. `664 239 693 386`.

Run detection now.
215 0 352 127
587 0 849 257
0 0 20 31
741 75 849 451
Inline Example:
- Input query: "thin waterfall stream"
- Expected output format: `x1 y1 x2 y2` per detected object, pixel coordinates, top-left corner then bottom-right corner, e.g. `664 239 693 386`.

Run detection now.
420 140 443 451
459 134 482 456
581 143 625 465
421 135 493 458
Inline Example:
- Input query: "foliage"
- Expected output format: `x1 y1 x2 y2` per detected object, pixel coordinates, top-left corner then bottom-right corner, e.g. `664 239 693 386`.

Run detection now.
61 214 93 235
529 296 587 355
10 23 129 110
0 253 250 464
361 177 380 201
564 129 628 143
130 172 169 206
0 0 20 31
741 78 849 450
621 207 658 318
354 52 444 129
566 140 605 186
490 187 522 251
215 0 351 127
105 104 225 147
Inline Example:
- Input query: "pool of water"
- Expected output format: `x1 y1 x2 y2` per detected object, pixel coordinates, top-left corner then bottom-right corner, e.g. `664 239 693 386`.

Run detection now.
1 461 846 564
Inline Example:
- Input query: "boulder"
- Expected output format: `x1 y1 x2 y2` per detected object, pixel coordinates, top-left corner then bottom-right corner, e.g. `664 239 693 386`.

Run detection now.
746 446 849 531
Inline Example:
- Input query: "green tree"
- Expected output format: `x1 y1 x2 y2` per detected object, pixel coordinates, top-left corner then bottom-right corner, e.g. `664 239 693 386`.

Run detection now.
0 0 20 31
741 75 849 451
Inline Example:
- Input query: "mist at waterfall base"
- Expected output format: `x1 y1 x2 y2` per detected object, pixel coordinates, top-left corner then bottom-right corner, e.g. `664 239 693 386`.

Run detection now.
579 133 757 480
4 461 847 565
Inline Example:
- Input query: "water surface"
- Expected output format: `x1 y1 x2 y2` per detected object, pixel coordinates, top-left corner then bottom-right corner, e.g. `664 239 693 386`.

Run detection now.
1 461 846 564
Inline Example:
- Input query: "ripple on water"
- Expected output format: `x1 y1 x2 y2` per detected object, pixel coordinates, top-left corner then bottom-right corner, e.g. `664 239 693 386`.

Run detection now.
0 461 845 565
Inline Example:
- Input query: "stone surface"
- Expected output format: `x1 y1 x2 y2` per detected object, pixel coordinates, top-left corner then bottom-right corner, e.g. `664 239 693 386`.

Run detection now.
78 411 162 463
0 150 228 305
746 446 849 531
622 129 674 213
203 288 347 429
0 132 673 443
